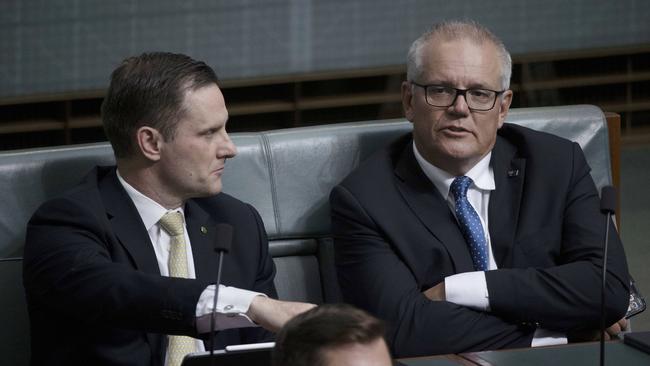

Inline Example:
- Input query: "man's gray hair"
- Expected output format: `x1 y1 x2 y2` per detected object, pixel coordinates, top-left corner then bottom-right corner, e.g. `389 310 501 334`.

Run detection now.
406 20 512 90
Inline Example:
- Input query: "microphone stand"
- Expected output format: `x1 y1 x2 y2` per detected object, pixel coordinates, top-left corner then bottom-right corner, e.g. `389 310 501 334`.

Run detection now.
599 186 616 366
600 209 611 366
210 250 225 366
208 224 233 366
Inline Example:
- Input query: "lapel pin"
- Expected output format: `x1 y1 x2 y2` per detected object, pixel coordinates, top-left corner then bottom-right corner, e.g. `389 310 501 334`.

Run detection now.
200 226 208 234
507 169 519 177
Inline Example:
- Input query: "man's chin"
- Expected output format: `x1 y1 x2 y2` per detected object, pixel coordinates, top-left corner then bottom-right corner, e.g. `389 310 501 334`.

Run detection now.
192 182 222 198
437 142 477 160
210 181 223 196
207 185 222 196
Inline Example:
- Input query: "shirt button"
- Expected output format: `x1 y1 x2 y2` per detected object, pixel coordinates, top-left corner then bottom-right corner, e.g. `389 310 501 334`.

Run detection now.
224 304 234 311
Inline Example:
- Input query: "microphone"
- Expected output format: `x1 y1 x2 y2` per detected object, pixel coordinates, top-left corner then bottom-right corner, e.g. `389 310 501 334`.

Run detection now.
599 186 616 366
600 186 616 215
209 224 233 363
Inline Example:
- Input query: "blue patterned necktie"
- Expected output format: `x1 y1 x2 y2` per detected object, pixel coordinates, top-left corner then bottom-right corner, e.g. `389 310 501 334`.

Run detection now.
450 176 489 271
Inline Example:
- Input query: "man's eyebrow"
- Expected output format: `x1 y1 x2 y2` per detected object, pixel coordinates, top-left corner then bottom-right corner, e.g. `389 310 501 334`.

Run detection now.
419 79 498 90
466 82 497 90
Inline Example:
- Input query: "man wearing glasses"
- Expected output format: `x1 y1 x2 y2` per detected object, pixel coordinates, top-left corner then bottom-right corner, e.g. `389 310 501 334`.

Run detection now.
330 20 630 357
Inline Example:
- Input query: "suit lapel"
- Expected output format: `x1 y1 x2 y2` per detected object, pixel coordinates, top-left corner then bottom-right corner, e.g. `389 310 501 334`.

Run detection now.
394 143 475 273
99 169 161 275
185 200 220 283
97 168 164 361
488 135 525 268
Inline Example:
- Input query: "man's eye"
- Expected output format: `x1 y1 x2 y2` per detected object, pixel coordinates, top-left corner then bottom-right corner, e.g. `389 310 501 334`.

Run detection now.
429 87 451 95
470 90 490 98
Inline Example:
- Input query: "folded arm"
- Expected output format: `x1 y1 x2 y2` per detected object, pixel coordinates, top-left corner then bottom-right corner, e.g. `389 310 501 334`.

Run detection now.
485 143 629 331
331 185 534 357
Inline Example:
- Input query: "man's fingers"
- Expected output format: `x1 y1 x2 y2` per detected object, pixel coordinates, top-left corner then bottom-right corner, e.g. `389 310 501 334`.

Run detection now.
605 324 620 336
605 317 628 336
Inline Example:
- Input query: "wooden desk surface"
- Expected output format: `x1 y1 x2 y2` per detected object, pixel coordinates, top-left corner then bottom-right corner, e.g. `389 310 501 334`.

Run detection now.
397 341 650 366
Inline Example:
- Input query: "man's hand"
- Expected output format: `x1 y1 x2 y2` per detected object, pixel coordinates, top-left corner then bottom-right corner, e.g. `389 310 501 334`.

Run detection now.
568 318 628 342
422 281 446 301
247 296 315 332
605 318 628 339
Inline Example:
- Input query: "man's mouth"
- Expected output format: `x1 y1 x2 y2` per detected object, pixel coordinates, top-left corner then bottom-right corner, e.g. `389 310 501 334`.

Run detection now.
441 125 471 134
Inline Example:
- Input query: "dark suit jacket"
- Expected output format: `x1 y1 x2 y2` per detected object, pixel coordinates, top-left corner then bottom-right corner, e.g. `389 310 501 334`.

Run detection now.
23 166 277 366
330 123 629 357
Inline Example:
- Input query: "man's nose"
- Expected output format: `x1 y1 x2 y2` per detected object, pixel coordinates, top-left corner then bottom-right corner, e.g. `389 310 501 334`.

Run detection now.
219 133 237 159
448 91 470 115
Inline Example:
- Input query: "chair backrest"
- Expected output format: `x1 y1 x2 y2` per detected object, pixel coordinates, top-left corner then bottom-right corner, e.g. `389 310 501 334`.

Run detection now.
0 105 615 366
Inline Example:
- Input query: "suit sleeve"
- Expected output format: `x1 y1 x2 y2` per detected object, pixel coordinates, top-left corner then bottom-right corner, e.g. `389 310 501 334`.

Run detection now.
238 203 277 344
247 203 278 299
23 196 209 336
486 142 630 332
331 185 534 357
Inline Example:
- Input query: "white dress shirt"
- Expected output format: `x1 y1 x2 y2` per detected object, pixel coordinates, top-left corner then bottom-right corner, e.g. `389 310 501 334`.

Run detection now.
412 143 566 347
116 171 263 359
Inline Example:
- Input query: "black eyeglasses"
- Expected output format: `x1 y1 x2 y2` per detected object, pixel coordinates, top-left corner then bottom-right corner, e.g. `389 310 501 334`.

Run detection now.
411 82 505 111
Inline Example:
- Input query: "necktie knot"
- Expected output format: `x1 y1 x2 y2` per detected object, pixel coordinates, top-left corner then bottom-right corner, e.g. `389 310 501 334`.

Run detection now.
451 176 473 200
159 211 184 237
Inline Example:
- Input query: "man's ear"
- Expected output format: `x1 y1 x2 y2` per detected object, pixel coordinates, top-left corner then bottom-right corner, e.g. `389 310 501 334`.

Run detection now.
135 126 163 161
496 90 513 129
401 81 415 122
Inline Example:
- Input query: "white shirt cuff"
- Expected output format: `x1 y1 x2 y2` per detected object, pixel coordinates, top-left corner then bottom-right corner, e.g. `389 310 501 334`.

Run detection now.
446 273 567 347
195 285 266 334
444 271 490 311
531 329 567 347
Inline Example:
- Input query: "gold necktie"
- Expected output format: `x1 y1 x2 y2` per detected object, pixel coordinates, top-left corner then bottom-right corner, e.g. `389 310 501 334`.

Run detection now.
159 211 196 366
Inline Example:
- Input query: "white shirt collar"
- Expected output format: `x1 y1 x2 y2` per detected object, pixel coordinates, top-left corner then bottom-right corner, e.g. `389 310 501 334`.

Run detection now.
116 170 184 230
412 142 495 198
